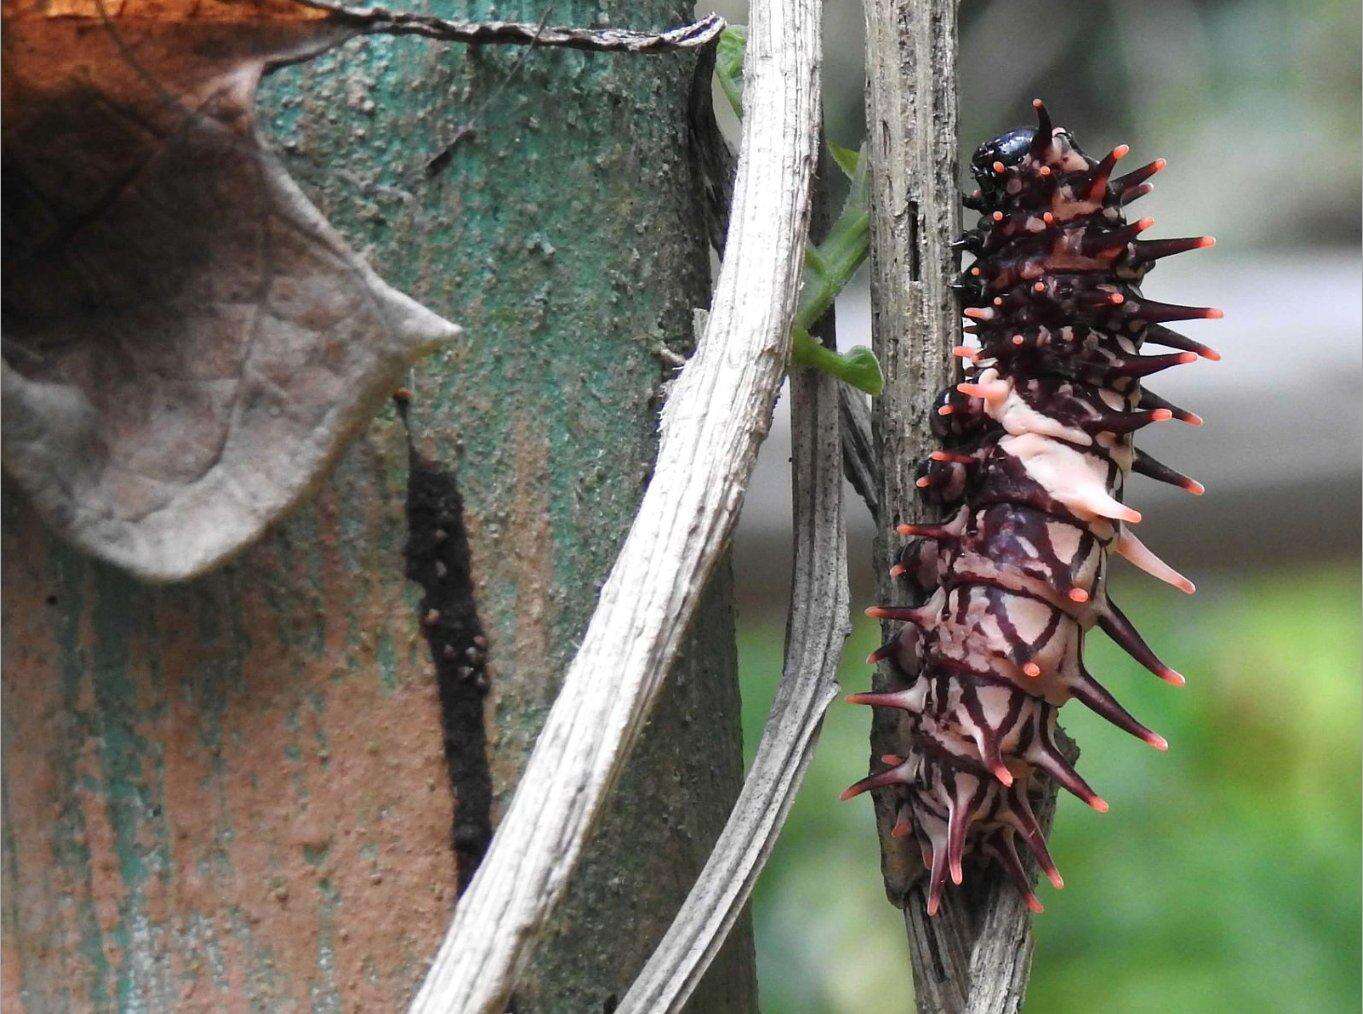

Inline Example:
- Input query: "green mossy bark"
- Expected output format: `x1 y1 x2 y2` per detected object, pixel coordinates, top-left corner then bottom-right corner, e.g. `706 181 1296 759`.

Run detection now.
260 2 757 1009
0 3 755 1009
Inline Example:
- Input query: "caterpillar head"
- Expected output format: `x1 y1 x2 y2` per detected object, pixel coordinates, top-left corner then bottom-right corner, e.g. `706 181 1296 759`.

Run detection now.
970 128 1035 193
970 101 1093 205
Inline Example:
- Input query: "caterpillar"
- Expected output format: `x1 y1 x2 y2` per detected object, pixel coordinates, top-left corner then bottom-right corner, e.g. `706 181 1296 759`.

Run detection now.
842 100 1219 915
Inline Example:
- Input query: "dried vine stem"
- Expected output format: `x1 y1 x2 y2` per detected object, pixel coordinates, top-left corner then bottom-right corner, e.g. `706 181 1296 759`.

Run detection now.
860 1 1053 1011
840 384 881 518
408 2 821 1009
620 325 846 1014
622 159 848 1014
301 0 725 52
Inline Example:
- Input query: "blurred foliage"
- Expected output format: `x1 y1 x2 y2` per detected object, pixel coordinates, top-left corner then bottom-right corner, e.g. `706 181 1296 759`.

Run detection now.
708 0 1361 249
737 563 1361 1012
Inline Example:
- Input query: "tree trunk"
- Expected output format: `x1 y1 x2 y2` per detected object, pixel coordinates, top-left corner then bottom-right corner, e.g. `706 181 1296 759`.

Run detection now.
0 3 757 1009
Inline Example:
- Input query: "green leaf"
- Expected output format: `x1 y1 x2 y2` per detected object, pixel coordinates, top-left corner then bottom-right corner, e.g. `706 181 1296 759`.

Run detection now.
787 139 878 393
835 142 870 220
836 344 883 396
793 207 869 335
715 26 747 118
791 329 884 396
827 141 860 181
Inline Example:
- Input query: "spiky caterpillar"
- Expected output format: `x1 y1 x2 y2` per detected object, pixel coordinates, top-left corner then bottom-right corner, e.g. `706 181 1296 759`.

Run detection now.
842 101 1219 915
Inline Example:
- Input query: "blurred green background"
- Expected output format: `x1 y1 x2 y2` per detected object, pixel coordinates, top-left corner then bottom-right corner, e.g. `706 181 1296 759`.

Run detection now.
736 566 1361 1012
717 0 1362 1010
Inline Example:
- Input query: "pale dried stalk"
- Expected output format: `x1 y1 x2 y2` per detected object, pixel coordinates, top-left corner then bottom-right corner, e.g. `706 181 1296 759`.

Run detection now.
621 139 848 1014
861 0 964 915
621 297 848 1014
860 1 1052 1011
840 384 880 518
408 2 822 1009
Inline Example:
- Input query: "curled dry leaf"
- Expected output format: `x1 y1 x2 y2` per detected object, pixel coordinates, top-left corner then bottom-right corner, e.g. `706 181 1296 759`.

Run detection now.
1 0 462 581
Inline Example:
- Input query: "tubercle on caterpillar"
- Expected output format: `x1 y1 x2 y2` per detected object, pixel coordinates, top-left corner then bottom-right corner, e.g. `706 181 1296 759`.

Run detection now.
843 100 1219 916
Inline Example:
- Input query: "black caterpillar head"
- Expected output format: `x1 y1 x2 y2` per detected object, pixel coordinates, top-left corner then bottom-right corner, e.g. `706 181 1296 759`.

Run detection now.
970 128 1035 194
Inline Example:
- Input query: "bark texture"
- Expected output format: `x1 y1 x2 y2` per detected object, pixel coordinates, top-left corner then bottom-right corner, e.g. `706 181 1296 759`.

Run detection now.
862 0 964 909
410 0 820 1004
0 3 756 1008
860 1 1055 1011
1 451 456 1012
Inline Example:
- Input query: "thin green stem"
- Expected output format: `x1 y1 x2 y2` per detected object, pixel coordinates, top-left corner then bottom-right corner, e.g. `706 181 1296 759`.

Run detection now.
715 26 882 396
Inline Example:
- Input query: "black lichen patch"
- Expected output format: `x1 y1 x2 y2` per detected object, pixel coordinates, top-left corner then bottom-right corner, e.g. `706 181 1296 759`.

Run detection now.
397 393 493 894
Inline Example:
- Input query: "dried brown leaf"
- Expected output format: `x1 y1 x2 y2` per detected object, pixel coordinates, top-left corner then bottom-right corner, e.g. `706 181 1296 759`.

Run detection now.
1 0 461 581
